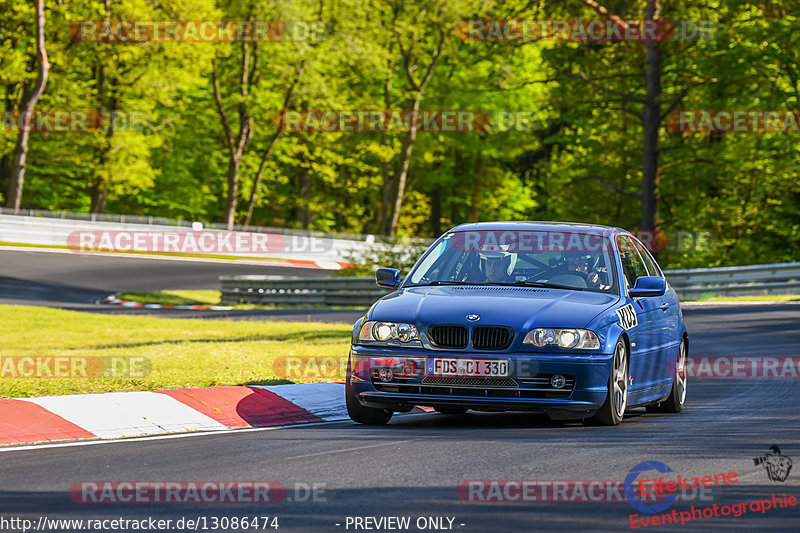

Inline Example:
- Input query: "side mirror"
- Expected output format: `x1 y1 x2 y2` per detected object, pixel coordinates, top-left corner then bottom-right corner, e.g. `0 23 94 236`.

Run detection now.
376 267 401 289
629 276 667 298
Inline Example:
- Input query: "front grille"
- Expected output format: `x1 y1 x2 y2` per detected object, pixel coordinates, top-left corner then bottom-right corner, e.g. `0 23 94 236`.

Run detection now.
472 326 513 350
372 382 572 399
422 377 517 387
429 325 469 349
373 373 574 399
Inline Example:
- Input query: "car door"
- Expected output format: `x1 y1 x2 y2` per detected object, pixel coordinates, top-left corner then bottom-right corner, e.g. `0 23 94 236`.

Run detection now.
617 235 665 398
633 238 681 392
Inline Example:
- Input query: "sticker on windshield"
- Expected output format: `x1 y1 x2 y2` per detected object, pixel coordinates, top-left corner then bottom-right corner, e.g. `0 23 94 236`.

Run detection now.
616 304 638 330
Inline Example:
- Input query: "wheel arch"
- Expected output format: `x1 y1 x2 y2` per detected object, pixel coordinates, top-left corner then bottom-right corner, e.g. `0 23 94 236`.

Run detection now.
618 331 631 367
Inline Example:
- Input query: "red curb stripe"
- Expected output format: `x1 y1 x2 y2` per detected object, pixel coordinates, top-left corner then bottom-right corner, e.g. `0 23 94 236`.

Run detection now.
0 399 96 445
285 259 319 268
157 386 321 428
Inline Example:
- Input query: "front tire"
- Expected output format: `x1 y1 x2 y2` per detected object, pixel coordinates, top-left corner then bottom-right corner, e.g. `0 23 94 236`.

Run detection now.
345 380 393 425
588 338 628 426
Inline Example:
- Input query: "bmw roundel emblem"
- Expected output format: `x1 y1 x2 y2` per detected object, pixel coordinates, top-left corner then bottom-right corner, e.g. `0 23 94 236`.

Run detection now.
466 314 480 321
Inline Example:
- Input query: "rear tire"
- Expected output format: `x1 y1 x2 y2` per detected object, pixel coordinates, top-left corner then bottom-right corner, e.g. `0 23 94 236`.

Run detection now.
587 338 628 426
345 380 393 425
434 406 468 415
653 338 687 413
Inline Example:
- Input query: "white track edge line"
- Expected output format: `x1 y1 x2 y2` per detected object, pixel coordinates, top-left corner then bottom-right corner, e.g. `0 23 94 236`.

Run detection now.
0 413 430 453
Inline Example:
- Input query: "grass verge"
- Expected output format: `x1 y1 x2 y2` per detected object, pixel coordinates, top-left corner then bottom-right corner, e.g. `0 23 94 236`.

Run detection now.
0 304 352 398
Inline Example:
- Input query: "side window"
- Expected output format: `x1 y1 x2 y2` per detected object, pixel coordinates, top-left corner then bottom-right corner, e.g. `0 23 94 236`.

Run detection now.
617 235 649 290
633 239 663 277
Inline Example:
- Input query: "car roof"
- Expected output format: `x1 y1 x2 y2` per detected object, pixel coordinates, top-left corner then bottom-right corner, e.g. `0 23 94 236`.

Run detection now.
448 221 632 239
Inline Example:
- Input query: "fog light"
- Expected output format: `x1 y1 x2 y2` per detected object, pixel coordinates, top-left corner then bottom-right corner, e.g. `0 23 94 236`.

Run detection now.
378 368 394 382
551 375 566 389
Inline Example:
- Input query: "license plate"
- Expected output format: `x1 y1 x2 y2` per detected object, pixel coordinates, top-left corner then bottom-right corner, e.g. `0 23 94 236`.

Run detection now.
426 358 509 377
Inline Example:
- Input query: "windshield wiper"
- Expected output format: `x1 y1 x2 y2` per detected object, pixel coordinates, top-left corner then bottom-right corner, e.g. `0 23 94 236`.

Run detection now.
500 280 589 291
409 281 484 287
411 280 590 291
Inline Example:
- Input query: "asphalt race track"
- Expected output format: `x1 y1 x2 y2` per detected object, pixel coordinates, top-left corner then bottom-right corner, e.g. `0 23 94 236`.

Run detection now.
2 268 799 532
0 249 365 322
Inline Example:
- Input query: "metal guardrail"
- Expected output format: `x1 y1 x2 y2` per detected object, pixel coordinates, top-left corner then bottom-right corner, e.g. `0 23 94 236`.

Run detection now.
220 275 391 306
0 207 431 245
0 211 432 264
221 262 800 306
665 262 800 299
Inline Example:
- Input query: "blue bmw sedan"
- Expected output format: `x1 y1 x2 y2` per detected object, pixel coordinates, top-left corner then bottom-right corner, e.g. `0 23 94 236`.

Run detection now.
345 222 688 426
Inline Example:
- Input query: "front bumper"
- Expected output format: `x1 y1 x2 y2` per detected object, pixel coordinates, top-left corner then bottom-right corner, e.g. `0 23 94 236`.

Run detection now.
348 346 614 416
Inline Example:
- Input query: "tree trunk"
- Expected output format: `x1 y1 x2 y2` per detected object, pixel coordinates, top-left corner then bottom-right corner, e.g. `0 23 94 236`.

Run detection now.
89 0 112 214
91 81 117 214
430 187 441 237
379 13 445 237
90 178 108 213
380 166 397 235
6 0 49 210
297 164 313 228
243 63 304 227
213 41 253 230
385 94 422 237
242 132 277 227
224 157 242 228
578 0 663 232
469 151 484 222
640 0 662 231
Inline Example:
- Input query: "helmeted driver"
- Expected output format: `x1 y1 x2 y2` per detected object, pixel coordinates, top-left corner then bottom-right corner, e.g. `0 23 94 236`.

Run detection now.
479 247 517 282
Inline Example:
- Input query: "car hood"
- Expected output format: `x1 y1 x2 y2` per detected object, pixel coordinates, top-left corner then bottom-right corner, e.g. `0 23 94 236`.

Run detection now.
369 285 620 331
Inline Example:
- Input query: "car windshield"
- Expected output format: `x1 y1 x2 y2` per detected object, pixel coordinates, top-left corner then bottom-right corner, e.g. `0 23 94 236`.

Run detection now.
406 229 618 294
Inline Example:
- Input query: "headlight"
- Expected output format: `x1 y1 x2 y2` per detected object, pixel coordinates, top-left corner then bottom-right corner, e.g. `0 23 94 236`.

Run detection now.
358 321 420 344
523 328 600 349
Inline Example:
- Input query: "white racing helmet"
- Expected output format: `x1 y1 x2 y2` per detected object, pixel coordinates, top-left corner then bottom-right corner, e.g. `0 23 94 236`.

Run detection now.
478 245 517 277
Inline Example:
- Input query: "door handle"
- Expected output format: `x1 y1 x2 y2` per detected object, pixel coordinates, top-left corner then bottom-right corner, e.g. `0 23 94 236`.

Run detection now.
660 302 670 311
